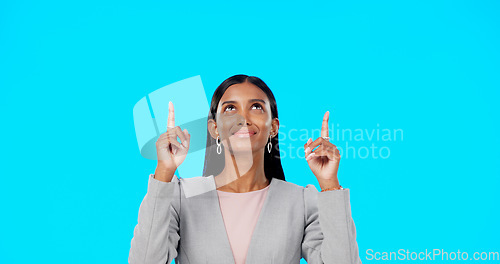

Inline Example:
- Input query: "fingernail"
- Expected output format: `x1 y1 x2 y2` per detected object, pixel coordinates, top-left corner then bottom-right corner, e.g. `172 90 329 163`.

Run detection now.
182 141 187 147
306 147 311 153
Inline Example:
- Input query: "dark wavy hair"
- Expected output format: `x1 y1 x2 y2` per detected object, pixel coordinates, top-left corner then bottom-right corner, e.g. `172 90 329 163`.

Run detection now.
202 74 286 182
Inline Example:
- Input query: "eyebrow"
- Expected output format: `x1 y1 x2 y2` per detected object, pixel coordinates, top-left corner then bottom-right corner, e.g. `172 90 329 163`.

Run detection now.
221 99 266 106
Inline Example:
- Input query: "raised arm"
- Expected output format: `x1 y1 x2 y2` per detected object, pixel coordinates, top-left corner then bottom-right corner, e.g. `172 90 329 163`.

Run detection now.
129 101 191 263
301 185 361 264
129 174 181 264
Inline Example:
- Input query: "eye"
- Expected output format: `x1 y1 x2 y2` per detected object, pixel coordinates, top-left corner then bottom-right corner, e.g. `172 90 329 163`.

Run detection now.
252 103 263 110
224 105 235 112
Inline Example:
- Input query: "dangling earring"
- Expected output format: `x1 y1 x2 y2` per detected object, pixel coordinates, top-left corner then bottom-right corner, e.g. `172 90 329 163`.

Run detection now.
267 134 272 153
216 135 222 154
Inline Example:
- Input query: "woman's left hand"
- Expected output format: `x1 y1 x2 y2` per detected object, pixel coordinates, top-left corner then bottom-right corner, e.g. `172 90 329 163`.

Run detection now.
304 111 341 189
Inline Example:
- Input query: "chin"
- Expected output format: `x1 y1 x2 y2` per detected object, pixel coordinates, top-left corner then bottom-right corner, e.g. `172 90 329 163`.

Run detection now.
226 134 265 153
227 144 262 155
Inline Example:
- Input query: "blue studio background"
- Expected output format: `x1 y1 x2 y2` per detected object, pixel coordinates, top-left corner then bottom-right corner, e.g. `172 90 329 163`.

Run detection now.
1 1 499 263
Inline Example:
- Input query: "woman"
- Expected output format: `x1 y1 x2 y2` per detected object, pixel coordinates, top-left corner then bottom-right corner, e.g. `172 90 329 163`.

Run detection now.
129 74 361 264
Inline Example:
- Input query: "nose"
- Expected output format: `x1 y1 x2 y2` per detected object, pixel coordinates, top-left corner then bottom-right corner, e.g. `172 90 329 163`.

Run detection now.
237 111 252 126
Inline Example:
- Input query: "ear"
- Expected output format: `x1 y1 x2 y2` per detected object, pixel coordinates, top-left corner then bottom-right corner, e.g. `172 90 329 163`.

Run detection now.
271 117 280 137
207 118 219 140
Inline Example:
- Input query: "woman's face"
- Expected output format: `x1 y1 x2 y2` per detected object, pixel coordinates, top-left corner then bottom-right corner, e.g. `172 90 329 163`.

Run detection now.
210 82 279 154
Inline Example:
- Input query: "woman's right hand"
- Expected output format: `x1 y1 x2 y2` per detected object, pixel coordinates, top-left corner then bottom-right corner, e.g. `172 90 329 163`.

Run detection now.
154 101 190 182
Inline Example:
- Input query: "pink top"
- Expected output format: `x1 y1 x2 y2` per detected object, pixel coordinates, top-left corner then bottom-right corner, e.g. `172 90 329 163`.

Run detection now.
216 184 270 264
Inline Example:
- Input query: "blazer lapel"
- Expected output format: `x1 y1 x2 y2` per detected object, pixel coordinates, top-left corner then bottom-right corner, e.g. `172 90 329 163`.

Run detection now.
191 175 235 264
210 184 236 263
206 176 279 264
245 177 279 263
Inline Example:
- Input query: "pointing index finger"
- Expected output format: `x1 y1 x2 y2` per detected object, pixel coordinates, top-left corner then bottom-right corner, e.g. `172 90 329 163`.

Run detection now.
167 101 175 128
321 111 329 138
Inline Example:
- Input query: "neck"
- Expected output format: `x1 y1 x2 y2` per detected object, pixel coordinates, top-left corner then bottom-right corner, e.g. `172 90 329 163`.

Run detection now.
215 149 269 193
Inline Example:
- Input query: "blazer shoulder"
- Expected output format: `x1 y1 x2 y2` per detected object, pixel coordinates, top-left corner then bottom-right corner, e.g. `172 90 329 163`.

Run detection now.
272 178 319 195
273 178 318 196
177 175 216 198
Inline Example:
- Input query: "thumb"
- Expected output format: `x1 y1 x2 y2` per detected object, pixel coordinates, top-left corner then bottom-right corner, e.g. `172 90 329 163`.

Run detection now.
183 129 190 148
306 152 316 162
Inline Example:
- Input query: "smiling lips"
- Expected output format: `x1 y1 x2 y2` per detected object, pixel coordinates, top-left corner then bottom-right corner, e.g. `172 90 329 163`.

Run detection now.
233 129 256 138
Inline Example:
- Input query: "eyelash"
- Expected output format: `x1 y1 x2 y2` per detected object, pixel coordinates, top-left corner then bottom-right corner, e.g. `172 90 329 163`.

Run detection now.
224 103 263 112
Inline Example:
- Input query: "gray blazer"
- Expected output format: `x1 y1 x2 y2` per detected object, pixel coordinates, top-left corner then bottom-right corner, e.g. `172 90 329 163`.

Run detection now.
129 174 362 264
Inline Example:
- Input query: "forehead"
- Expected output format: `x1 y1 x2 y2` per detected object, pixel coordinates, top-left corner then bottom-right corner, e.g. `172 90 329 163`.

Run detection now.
220 82 268 103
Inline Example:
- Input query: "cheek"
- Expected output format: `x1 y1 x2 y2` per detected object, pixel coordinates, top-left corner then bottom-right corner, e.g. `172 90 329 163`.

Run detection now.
256 118 273 139
217 117 237 136
259 117 273 130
